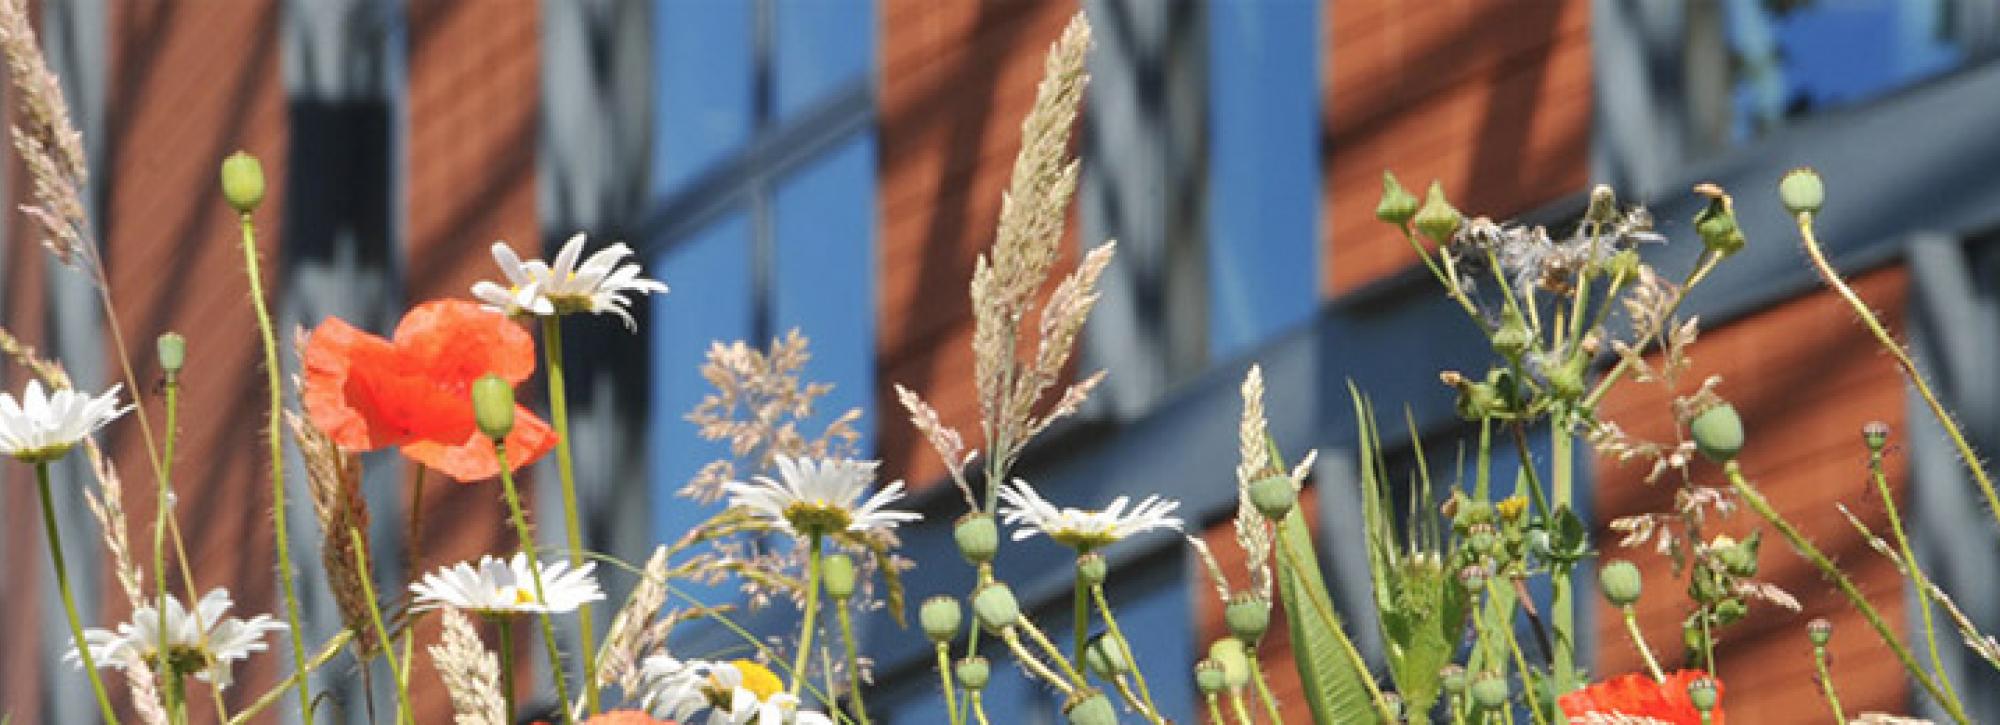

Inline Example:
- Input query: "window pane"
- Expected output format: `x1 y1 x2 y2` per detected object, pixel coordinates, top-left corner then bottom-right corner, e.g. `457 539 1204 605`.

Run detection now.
1207 0 1319 358
1728 0 1964 141
775 0 874 119
655 0 755 192
648 213 753 552
773 133 877 450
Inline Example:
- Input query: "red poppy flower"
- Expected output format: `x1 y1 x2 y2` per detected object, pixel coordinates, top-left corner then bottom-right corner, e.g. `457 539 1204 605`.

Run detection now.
535 711 677 725
302 299 556 482
1559 669 1722 724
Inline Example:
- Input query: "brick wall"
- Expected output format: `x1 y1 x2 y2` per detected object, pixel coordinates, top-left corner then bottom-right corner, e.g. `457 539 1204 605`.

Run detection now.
1324 0 1592 293
1592 266 1912 719
876 1 1082 488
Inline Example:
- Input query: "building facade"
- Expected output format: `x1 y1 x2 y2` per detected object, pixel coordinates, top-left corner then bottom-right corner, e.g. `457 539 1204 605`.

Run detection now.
4 1 2000 723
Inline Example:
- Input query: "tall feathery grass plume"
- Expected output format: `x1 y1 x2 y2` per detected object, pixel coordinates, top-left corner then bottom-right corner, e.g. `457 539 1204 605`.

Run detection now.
0 0 89 271
899 11 1109 511
596 545 670 694
1232 365 1276 602
429 607 506 725
285 408 378 655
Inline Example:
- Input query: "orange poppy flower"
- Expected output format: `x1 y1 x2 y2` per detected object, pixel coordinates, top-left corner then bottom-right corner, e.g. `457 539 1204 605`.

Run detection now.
1558 669 1722 724
536 711 677 725
302 299 556 482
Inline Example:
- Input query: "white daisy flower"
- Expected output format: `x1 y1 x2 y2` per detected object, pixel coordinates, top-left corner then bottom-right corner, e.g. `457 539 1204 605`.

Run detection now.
0 380 128 463
639 656 833 725
471 232 669 329
408 552 604 617
998 478 1184 551
68 588 286 688
723 455 922 538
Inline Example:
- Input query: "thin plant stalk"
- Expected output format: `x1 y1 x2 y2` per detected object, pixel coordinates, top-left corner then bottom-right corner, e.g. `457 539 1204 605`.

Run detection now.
1072 569 1088 667
934 644 959 725
1865 446 1958 704
1227 689 1255 725
1017 618 1089 689
999 628 1076 695
498 616 518 721
155 369 181 718
494 440 577 723
37 462 122 724
1621 606 1665 682
1206 694 1225 725
1548 420 1576 697
834 599 871 724
970 692 992 725
225 630 354 725
405 466 426 581
1090 585 1161 720
237 211 313 723
538 316 600 712
1723 462 1967 723
348 527 412 725
1813 642 1846 725
792 535 824 697
1247 656 1284 725
1581 252 1721 411
1507 625 1550 725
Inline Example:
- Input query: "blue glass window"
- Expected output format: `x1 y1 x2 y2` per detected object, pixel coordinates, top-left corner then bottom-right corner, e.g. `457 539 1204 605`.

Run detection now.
1207 0 1319 359
653 0 754 192
1727 0 1965 140
774 133 877 446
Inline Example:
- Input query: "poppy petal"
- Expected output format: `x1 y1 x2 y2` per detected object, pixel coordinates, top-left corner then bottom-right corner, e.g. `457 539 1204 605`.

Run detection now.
400 406 557 483
392 299 537 384
302 317 409 451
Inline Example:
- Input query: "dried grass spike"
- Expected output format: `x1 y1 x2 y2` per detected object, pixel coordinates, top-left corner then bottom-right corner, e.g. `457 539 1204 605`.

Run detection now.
429 607 505 725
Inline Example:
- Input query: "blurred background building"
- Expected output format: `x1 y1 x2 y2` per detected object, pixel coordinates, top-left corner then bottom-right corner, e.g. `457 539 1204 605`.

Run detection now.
4 0 2000 722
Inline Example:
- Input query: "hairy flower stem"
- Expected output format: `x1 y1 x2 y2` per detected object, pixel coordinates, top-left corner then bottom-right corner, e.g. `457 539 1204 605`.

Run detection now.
1507 626 1550 725
934 644 960 725
970 692 992 725
1549 420 1576 698
539 316 599 712
237 213 313 724
999 628 1074 695
498 615 518 720
226 630 353 725
38 463 121 724
1813 642 1846 724
834 599 871 724
154 371 180 713
1090 585 1162 721
1724 462 1968 723
792 535 825 698
1867 446 1959 705
1621 607 1665 682
349 528 413 724
1227 689 1255 725
495 441 576 723
1247 655 1283 725
1072 573 1087 668
1205 694 1225 725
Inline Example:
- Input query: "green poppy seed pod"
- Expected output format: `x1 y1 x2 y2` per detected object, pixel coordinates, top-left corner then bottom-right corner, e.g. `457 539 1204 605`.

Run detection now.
955 513 999 564
920 596 961 643
1225 593 1270 643
470 374 515 440
1687 676 1719 712
1063 689 1117 725
1690 403 1744 463
1454 381 1502 421
1414 180 1462 243
1208 638 1252 690
1470 672 1510 710
1466 523 1498 557
1598 560 1643 607
155 332 186 375
1194 659 1228 694
1713 598 1748 625
1083 633 1132 679
1585 184 1620 225
1693 185 1745 256
1862 421 1890 453
1779 167 1824 217
1440 664 1468 695
821 554 856 600
1807 617 1833 647
971 583 1020 632
220 151 265 214
955 656 991 690
1248 474 1297 520
1457 564 1489 593
1376 171 1419 225
1683 621 1710 652
1490 310 1531 360
1720 532 1760 578
1076 552 1107 588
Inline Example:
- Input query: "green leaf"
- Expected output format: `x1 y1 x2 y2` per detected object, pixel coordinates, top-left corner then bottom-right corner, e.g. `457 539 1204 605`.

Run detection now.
1275 488 1385 723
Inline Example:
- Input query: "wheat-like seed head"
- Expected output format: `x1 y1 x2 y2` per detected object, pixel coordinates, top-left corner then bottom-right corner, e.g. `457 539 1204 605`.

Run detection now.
429 607 505 725
0 0 91 270
1232 365 1275 601
286 409 377 655
597 545 670 693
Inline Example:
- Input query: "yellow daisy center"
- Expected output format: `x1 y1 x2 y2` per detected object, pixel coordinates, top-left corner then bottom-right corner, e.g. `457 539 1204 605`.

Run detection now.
512 588 538 606
782 501 853 537
732 660 784 700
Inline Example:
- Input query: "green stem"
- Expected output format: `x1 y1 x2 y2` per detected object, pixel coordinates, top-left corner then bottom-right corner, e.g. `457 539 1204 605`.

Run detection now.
237 213 312 724
1865 448 1958 705
494 441 576 723
1090 585 1161 720
1581 251 1719 411
1548 420 1575 697
1017 619 1089 690
166 671 187 725
1507 625 1549 725
1622 607 1665 682
1813 644 1846 725
1072 569 1088 668
834 599 871 724
154 374 179 712
935 644 960 725
538 316 599 713
1247 654 1284 725
498 616 518 721
970 692 992 725
1206 694 1226 725
1227 689 1255 725
349 528 412 725
36 462 122 725
1724 462 1968 723
1000 628 1077 694
225 630 354 725
792 535 824 697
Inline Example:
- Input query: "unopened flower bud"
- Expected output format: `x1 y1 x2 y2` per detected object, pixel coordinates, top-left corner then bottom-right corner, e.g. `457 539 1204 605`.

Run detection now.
1608 248 1642 281
220 151 266 214
1585 184 1620 225
1063 689 1117 725
1466 523 1498 556
1779 167 1824 216
1548 354 1588 401
1376 171 1419 225
1194 659 1228 695
1690 402 1744 463
1441 664 1468 695
1414 180 1462 243
1693 184 1745 256
1458 564 1490 592
1470 672 1510 710
1599 560 1643 607
1208 638 1251 690
1083 633 1132 679
1713 598 1748 624
1490 310 1531 359
470 374 515 440
1225 593 1270 643
1076 552 1107 588
955 513 999 564
955 656 991 690
920 596 961 643
972 583 1020 632
1807 617 1833 647
822 554 856 600
1248 474 1297 520
156 332 186 375
1687 676 1719 712
1719 531 1760 578
1862 421 1890 453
